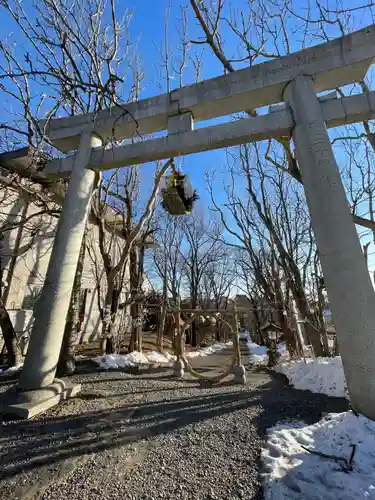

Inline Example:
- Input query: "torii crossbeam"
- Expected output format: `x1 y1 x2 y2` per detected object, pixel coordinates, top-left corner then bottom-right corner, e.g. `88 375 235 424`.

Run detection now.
4 25 375 419
42 25 375 176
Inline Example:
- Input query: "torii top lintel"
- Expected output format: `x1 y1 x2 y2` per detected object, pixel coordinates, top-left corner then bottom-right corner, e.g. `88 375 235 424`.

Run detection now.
41 25 375 153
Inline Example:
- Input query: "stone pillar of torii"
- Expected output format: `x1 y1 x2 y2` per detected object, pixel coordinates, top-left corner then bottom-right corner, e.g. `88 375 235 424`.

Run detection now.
2 25 375 418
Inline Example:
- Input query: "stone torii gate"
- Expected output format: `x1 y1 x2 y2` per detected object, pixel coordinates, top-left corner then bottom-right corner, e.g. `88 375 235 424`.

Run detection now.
3 25 375 418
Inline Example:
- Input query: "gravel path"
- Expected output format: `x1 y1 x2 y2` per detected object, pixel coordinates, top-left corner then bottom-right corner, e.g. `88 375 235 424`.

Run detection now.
0 348 348 500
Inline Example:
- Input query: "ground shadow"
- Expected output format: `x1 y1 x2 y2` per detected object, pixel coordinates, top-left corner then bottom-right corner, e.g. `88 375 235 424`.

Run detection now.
0 345 350 500
0 386 265 481
0 372 20 386
0 366 349 485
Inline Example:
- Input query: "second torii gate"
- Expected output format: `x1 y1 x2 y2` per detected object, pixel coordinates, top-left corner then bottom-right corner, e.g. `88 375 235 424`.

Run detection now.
4 25 375 418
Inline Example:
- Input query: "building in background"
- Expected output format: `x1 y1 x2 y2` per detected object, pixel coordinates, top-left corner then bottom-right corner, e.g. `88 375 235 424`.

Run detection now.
0 168 151 351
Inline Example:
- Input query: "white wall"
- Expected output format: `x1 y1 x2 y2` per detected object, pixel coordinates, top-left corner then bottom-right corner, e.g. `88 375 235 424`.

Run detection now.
1 186 132 344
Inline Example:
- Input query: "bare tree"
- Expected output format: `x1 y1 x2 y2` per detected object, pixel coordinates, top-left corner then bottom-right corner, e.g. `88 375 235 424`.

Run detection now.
200 245 235 341
0 0 138 135
188 0 375 229
235 251 267 343
178 215 225 346
201 245 235 310
153 213 185 302
0 0 141 364
90 160 172 354
242 145 323 355
208 142 321 354
0 0 178 361
188 0 375 356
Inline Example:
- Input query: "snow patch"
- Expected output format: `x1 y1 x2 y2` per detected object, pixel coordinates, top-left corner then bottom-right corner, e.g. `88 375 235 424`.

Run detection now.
247 341 268 366
276 356 348 399
92 342 232 370
239 330 251 341
247 340 287 366
262 411 375 499
185 342 232 359
92 351 174 370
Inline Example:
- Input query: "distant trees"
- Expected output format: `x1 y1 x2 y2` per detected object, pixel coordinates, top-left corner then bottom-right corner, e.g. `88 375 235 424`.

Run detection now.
149 210 236 347
207 143 325 356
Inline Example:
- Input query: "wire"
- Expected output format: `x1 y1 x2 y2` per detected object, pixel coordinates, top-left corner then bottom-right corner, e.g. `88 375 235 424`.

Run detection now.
170 158 177 175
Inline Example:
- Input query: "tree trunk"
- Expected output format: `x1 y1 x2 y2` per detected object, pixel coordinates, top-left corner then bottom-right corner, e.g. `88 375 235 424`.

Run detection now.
316 282 330 356
277 307 298 357
108 288 120 352
190 320 198 347
157 309 166 350
129 300 142 352
272 266 299 356
249 296 262 344
214 301 221 341
99 336 107 356
129 247 138 353
0 298 21 367
129 246 145 353
215 323 221 342
100 280 115 355
0 232 21 366
157 305 166 350
157 265 168 351
295 295 323 357
57 226 87 376
190 295 198 347
105 337 114 354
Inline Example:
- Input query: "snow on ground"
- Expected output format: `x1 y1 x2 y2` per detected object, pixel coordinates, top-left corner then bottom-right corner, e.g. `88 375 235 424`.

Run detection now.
92 350 171 370
262 411 375 499
185 341 232 359
246 335 348 399
247 341 268 366
276 357 348 399
92 342 232 370
247 340 287 366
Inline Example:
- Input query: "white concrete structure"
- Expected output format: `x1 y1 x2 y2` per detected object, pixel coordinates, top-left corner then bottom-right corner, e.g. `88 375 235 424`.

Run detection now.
46 90 375 176
17 134 100 390
41 25 375 152
285 76 375 417
3 24 375 418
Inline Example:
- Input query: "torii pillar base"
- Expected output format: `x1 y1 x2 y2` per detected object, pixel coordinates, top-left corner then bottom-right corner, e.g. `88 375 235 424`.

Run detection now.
0 379 81 419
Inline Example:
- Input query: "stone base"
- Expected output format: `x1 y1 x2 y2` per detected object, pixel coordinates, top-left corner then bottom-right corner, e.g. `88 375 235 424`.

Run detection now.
233 364 246 385
173 360 184 379
0 379 81 419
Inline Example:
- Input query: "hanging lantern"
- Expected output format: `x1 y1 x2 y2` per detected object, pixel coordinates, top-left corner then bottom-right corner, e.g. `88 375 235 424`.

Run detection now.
160 169 199 216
